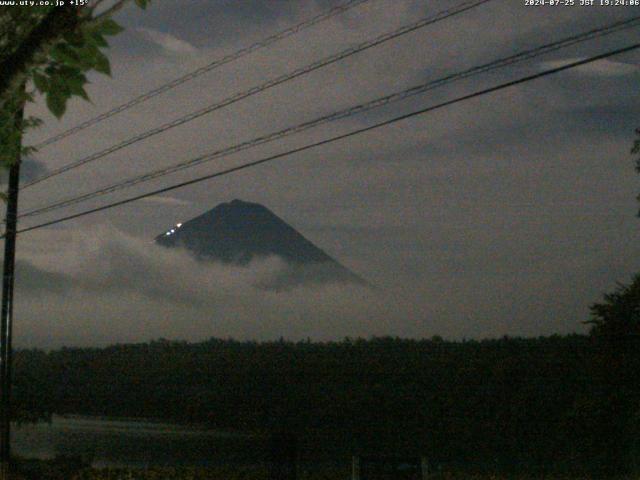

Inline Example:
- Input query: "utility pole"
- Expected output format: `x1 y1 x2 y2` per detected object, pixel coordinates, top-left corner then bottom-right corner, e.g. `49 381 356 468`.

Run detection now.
0 97 24 479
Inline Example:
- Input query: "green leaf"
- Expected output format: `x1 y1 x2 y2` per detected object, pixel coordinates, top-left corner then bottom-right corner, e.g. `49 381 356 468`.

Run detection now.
74 42 102 70
63 31 85 48
46 91 66 119
32 72 49 93
65 74 90 101
48 71 72 98
22 116 43 129
21 145 38 157
57 64 86 82
135 0 149 9
77 86 90 102
98 19 124 37
93 50 111 76
50 44 81 66
87 31 108 48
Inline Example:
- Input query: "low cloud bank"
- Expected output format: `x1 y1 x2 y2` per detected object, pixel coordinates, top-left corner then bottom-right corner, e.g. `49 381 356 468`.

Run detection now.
14 225 410 348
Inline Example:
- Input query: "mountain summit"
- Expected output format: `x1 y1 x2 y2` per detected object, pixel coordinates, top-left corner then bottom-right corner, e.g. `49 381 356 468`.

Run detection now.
155 199 365 288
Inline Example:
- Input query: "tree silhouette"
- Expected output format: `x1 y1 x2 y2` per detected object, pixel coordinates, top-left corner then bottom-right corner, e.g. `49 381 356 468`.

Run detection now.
586 274 640 340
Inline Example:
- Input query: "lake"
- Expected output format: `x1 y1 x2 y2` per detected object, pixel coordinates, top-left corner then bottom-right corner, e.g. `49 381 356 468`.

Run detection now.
12 415 262 468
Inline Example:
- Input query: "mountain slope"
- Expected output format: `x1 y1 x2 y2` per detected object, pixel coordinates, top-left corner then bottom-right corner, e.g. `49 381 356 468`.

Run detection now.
155 199 365 288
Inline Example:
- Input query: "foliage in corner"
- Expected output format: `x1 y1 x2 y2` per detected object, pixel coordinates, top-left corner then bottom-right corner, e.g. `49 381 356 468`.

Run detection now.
33 17 124 119
0 1 151 169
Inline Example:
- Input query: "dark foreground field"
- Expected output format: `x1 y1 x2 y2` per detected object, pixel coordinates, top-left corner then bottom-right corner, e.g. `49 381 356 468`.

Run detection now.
11 334 640 478
10 459 640 480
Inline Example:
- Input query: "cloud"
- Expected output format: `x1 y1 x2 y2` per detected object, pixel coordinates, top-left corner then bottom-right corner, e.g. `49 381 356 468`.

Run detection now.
15 0 640 347
136 27 198 55
14 225 403 347
14 260 71 294
140 195 192 206
539 58 639 77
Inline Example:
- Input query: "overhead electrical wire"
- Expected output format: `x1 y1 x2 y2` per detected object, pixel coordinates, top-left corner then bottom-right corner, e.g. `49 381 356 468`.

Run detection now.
18 14 640 220
30 0 373 150
23 0 493 189
11 42 640 237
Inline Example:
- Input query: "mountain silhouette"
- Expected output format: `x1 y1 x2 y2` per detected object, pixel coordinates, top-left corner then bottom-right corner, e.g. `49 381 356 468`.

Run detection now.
155 199 366 288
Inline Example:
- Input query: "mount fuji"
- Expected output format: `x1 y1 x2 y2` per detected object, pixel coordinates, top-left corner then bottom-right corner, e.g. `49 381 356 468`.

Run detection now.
155 199 366 289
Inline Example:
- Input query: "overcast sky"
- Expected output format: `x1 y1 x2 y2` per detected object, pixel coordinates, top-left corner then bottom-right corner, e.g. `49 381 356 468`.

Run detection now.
9 0 640 347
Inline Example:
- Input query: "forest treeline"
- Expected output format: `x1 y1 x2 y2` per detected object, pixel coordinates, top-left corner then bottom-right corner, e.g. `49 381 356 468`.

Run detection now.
11 331 640 477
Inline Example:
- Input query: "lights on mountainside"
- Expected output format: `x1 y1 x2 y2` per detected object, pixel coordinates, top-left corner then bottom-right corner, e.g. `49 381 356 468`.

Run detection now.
164 223 182 237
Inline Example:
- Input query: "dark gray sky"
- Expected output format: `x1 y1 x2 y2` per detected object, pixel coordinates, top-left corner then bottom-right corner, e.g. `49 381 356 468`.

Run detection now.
11 0 640 347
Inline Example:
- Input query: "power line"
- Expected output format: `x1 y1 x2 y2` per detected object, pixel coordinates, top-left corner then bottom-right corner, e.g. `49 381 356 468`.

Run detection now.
26 0 491 187
12 42 640 237
18 15 640 220
23 0 493 189
30 0 372 150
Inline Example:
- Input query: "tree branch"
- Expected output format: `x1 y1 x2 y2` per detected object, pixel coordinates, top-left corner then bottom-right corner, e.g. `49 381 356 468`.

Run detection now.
0 7 82 103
